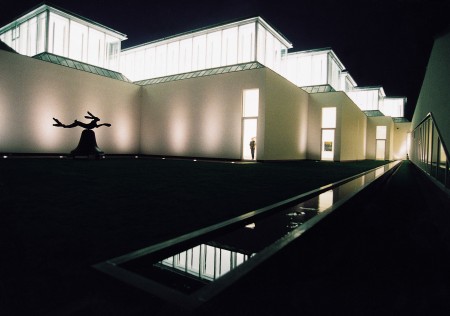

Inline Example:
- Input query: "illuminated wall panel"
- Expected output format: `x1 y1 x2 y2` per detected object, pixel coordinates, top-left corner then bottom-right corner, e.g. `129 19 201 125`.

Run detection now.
139 68 267 159
120 18 289 82
347 87 384 111
381 97 405 117
282 50 344 89
309 92 367 162
393 122 412 160
0 50 140 154
263 69 309 160
0 5 125 71
68 20 88 62
48 12 69 57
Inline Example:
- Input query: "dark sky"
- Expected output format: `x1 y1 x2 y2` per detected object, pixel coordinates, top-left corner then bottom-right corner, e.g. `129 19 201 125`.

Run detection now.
2 0 449 120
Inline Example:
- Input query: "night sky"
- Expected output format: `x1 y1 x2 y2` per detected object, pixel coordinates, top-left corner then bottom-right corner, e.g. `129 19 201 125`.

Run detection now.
2 0 449 120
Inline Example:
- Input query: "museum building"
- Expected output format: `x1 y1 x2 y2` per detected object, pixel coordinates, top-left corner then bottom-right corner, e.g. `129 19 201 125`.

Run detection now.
0 3 414 162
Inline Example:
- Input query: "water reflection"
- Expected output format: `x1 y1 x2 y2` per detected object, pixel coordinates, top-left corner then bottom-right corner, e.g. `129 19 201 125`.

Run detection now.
157 244 254 282
116 161 400 298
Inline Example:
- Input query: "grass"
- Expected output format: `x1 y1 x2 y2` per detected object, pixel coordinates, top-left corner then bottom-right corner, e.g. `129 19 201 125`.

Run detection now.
0 157 389 315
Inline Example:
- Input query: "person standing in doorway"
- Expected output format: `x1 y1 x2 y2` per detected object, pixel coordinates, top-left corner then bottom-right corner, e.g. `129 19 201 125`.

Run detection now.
250 137 256 160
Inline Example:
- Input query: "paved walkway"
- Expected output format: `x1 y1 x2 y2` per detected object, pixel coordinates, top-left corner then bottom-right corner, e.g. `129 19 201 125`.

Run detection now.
195 161 450 316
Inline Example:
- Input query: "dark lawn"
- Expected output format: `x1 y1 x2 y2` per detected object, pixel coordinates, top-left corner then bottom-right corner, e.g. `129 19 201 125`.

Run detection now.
0 158 389 315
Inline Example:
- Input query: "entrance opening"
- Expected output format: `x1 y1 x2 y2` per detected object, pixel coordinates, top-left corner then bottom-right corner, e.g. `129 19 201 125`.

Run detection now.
376 126 387 160
242 119 257 160
242 89 259 160
376 140 386 160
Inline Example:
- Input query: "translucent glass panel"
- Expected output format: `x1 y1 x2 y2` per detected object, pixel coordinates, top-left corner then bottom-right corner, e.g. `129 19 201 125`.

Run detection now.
120 19 287 81
221 27 238 65
321 129 335 161
87 27 105 67
68 20 88 62
376 126 387 140
121 23 255 81
48 12 69 56
322 107 336 128
283 52 328 88
105 37 120 70
328 56 341 91
256 24 284 74
380 97 405 117
0 12 47 56
37 12 46 54
238 23 255 63
243 89 259 117
347 89 380 111
206 30 221 68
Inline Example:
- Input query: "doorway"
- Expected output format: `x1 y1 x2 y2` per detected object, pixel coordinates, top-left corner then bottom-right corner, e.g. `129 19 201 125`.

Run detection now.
242 118 257 160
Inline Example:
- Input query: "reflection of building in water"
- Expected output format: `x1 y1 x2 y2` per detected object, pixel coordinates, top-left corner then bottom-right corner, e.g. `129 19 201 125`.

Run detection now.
318 190 334 212
156 244 254 282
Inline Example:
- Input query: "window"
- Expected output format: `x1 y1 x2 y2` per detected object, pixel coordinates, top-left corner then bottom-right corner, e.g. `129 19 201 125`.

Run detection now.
322 107 336 128
12 26 20 39
376 126 387 140
243 89 259 117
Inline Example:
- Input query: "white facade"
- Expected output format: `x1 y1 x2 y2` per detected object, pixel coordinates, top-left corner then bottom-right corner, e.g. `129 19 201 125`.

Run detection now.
0 4 413 162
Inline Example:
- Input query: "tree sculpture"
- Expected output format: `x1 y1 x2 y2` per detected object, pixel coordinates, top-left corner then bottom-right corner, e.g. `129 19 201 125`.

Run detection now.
53 111 111 158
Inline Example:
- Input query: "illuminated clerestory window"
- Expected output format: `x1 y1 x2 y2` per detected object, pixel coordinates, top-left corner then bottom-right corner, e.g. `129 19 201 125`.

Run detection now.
376 126 387 140
243 89 259 117
322 107 336 128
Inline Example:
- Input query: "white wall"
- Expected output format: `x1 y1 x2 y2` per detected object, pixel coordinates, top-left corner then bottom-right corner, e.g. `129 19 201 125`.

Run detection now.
309 92 367 162
393 122 411 160
263 70 309 160
366 116 394 160
139 68 266 159
340 94 367 161
0 50 141 154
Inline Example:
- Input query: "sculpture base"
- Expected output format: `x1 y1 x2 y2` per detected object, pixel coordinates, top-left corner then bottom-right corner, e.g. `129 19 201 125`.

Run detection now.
70 129 104 159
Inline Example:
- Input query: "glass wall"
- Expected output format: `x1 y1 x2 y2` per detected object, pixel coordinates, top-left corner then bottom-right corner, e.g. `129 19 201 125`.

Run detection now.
411 114 449 188
0 6 124 71
283 50 344 91
347 88 382 111
0 12 47 56
120 18 290 82
380 97 405 117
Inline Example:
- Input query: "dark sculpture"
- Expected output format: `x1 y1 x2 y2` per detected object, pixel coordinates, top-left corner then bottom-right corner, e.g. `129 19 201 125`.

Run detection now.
53 111 111 158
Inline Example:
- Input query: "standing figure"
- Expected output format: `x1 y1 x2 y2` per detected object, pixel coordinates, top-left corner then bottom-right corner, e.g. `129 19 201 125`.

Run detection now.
249 137 256 160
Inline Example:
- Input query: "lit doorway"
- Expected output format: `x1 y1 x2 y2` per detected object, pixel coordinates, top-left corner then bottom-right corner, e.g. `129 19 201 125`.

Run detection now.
321 129 334 161
376 126 387 160
376 140 386 160
242 118 257 160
